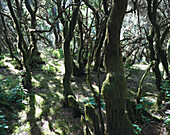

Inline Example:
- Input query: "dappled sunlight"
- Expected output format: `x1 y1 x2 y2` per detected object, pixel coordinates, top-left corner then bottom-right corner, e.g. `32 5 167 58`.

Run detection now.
35 94 44 118
1 51 168 134
34 74 45 81
0 74 3 79
56 91 64 99
13 122 31 135
132 64 149 71
133 63 167 72
3 58 20 74
32 77 41 87
1 0 169 134
39 120 56 135
56 61 65 75
54 76 63 84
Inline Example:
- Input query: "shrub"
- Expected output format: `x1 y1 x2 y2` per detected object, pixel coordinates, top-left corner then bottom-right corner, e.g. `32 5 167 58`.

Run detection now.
82 97 105 109
52 49 64 59
0 77 26 134
0 78 26 110
42 64 57 74
161 80 170 101
0 111 8 135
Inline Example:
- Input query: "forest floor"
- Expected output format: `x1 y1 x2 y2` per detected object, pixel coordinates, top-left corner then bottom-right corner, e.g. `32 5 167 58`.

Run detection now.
0 49 169 135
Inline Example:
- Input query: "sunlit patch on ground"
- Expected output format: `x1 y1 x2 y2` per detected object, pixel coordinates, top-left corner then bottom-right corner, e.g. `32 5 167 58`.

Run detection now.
13 121 31 135
1 48 169 134
38 120 56 135
35 94 44 118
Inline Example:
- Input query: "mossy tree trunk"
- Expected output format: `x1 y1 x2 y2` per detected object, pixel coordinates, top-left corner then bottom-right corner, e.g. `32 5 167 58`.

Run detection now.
146 0 169 105
73 16 88 76
0 1 23 69
6 0 33 90
25 0 44 68
93 27 106 71
63 0 80 107
101 0 135 134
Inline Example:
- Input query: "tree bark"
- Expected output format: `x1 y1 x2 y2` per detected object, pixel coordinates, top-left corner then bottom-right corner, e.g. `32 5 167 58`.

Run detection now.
102 0 135 134
25 0 44 67
0 1 23 69
63 0 80 107
6 0 32 90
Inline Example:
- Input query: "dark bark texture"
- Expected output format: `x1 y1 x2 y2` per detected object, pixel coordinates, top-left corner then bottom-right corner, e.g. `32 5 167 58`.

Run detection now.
102 0 135 134
63 0 80 107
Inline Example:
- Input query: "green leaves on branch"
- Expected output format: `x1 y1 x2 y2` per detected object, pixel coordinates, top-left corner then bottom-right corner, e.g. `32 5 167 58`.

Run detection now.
132 124 142 135
82 97 105 109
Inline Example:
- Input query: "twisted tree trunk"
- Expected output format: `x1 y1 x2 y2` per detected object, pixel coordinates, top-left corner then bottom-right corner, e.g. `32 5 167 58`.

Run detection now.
63 0 80 107
102 0 135 134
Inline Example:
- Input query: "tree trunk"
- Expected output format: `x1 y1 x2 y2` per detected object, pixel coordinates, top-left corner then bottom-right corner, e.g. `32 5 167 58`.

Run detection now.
0 3 23 69
101 1 135 134
6 0 32 90
63 0 80 107
25 0 44 68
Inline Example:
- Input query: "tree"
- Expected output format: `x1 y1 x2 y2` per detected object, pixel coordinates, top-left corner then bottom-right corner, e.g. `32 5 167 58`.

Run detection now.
145 0 169 106
101 0 135 134
63 0 80 107
0 0 23 69
25 0 44 68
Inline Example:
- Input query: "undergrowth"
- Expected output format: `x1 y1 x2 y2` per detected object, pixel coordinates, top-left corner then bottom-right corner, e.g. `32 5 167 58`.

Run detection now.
0 77 26 134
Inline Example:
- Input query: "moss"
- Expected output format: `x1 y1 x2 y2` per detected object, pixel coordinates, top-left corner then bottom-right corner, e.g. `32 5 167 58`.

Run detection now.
81 115 92 135
85 104 100 135
102 73 126 100
102 72 135 135
68 95 81 117
63 0 80 107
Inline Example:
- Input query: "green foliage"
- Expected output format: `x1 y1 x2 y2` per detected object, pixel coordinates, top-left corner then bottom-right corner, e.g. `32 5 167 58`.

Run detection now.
0 61 5 67
0 111 9 135
42 64 57 74
82 97 105 109
0 78 26 109
11 60 21 69
52 49 64 59
0 54 5 67
0 54 5 60
161 79 170 128
0 78 25 134
164 115 170 128
132 124 142 135
136 97 155 123
160 80 170 101
137 97 154 110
